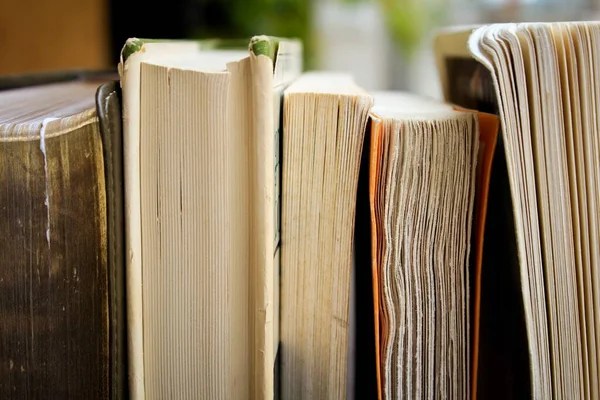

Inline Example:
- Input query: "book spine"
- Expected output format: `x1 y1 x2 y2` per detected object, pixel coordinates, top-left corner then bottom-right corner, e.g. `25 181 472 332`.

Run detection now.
248 50 277 400
118 44 146 400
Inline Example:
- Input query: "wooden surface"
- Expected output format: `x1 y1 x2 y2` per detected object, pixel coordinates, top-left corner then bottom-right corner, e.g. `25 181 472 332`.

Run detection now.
0 0 109 75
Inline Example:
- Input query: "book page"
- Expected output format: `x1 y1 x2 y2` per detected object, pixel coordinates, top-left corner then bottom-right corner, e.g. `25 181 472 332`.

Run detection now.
451 107 499 399
462 21 600 399
280 72 372 400
370 93 481 399
118 40 203 400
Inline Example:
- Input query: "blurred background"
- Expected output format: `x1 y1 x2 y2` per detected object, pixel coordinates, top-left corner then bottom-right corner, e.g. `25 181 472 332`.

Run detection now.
1 0 598 99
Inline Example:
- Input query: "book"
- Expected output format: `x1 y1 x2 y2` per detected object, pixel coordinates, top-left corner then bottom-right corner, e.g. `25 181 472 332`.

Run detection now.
0 74 126 399
366 92 498 400
279 72 373 399
118 36 301 399
434 21 600 399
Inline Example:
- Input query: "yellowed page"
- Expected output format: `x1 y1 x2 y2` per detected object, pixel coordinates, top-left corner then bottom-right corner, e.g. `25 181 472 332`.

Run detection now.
118 40 200 400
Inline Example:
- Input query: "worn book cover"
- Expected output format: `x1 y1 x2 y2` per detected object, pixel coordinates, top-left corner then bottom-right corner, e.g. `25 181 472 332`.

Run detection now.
0 72 126 399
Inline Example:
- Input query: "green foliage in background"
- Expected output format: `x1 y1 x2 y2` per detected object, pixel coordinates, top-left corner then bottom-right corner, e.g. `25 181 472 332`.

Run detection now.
343 0 447 57
188 0 447 66
190 0 314 68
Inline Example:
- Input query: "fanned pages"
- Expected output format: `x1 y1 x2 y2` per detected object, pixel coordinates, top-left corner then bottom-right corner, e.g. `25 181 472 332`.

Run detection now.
280 72 373 399
467 22 599 399
119 37 301 399
435 20 600 399
369 92 480 400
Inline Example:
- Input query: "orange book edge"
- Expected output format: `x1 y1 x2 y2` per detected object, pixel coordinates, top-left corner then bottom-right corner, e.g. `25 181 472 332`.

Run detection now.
456 108 499 400
368 109 498 400
369 115 383 400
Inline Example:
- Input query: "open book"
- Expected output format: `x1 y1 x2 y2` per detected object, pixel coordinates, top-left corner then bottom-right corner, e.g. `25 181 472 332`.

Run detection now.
118 36 301 399
435 22 600 399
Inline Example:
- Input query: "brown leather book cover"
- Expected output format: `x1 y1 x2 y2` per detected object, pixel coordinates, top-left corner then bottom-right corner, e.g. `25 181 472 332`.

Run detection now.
96 81 127 400
0 72 125 399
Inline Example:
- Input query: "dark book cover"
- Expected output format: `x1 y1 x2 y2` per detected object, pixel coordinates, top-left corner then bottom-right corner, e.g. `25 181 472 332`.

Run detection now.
0 73 126 399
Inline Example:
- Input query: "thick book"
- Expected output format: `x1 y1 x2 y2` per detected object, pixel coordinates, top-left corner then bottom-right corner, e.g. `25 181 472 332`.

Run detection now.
279 72 373 399
118 36 302 399
365 93 498 400
0 74 127 399
434 21 600 399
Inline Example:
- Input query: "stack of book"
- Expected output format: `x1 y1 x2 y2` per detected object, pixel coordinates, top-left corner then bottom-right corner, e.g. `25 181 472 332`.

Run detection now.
1 22 599 400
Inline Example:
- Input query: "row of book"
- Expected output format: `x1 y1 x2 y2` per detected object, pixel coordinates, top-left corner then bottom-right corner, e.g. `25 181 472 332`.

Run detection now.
1 21 599 399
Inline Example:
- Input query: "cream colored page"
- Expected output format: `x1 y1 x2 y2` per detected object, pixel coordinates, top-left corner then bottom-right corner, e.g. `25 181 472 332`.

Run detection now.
558 22 597 398
242 52 277 400
584 25 600 390
583 23 600 395
556 23 596 398
225 60 254 400
407 120 428 398
139 63 251 399
469 25 550 398
119 49 149 400
391 119 410 400
498 31 551 386
533 24 582 398
331 96 371 396
375 111 476 400
421 120 438 400
280 80 372 399
280 91 314 398
469 22 600 398
118 40 200 400
518 25 571 398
